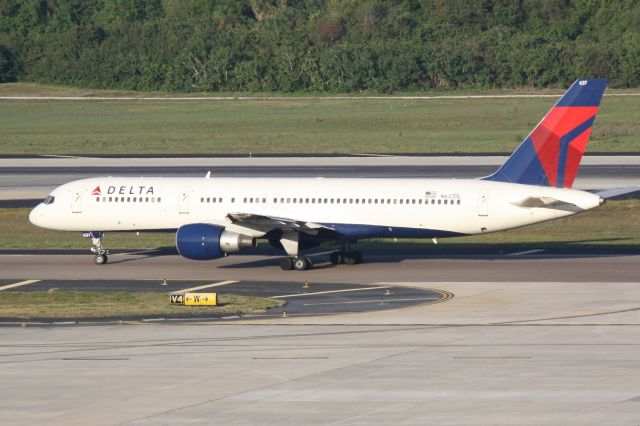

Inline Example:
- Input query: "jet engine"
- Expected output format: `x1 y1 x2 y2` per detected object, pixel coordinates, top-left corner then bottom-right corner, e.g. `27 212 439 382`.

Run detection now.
176 223 256 260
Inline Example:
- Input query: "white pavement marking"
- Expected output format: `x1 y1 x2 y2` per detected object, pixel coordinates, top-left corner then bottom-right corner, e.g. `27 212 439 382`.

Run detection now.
0 279 41 291
508 249 545 256
1 94 639 101
303 297 440 306
270 285 390 299
171 280 238 293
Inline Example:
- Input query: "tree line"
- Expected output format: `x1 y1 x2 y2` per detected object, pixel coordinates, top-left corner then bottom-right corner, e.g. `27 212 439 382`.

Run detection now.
1 0 639 92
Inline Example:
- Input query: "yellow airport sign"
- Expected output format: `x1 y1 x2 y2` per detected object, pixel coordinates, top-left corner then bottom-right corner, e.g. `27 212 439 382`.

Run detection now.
184 292 217 306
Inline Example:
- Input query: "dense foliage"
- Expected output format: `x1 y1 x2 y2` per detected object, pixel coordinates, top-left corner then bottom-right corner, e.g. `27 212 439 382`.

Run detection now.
1 0 639 92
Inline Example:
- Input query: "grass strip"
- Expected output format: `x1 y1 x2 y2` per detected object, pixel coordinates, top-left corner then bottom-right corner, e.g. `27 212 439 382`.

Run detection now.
0 291 283 319
1 83 638 155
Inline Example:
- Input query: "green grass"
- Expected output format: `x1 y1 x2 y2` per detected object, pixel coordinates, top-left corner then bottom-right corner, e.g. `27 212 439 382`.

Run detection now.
3 200 639 251
1 83 639 155
0 291 284 319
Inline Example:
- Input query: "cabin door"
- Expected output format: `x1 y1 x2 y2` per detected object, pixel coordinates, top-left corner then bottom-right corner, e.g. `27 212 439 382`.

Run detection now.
179 187 190 214
477 189 490 216
71 188 83 213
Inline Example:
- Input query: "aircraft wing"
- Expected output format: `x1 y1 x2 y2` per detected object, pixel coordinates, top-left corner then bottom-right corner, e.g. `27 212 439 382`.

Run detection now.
224 212 334 237
595 185 640 199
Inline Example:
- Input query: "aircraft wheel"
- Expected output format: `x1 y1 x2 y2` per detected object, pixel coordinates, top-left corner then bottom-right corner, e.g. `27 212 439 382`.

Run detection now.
293 257 311 271
343 252 362 265
343 253 356 265
94 254 108 265
279 257 294 271
329 251 343 265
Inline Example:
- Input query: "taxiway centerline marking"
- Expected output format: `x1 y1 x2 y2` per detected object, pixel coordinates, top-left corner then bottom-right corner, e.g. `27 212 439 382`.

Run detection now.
172 280 238 293
270 286 390 299
0 279 41 291
508 249 545 256
303 297 440 306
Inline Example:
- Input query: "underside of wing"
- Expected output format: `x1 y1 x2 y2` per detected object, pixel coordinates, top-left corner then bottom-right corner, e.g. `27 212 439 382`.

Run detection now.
224 212 335 237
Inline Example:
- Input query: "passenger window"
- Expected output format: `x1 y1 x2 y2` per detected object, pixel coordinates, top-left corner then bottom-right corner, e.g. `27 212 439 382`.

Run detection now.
96 198 99 202
158 197 161 202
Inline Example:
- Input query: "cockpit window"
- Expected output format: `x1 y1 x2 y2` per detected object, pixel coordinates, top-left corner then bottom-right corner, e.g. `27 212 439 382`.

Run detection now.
44 195 55 205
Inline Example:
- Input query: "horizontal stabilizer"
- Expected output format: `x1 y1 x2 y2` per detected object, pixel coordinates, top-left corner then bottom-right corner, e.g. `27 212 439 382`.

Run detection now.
595 186 640 199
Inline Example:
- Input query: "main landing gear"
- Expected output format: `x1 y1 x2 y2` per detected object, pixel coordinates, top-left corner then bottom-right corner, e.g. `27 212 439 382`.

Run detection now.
88 232 109 265
329 240 362 265
278 240 363 271
279 256 313 271
329 250 362 265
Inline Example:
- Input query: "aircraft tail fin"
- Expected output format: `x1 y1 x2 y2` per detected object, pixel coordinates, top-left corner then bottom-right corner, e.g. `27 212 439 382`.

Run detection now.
484 78 607 188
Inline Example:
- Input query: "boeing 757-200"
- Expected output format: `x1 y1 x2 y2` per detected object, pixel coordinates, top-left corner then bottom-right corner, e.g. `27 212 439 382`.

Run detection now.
29 78 637 270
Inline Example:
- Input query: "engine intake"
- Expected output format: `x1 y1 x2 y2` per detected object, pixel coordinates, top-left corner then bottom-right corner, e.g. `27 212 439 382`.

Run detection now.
176 223 256 261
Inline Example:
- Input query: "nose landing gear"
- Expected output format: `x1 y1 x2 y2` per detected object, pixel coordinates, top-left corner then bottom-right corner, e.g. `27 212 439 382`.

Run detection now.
85 231 109 265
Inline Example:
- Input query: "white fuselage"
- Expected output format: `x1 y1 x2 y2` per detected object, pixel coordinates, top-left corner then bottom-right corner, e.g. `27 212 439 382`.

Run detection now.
29 176 603 239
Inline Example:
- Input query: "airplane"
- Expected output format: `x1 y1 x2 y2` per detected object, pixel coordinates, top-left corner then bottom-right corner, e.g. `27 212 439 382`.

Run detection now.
28 78 636 271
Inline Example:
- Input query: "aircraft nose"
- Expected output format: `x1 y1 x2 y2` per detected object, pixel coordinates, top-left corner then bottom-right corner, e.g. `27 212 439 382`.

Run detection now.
29 205 45 227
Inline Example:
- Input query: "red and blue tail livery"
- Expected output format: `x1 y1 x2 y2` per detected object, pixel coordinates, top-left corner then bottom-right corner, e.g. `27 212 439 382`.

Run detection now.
485 78 607 188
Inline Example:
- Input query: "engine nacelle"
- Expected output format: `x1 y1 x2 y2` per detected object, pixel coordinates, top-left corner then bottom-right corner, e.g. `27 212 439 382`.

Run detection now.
176 223 256 261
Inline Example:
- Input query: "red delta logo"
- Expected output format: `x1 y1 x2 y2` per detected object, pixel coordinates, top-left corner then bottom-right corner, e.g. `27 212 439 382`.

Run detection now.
91 186 101 196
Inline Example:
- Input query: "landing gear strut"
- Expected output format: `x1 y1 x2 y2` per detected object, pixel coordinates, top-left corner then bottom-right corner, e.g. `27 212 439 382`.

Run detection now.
330 240 363 265
88 232 109 265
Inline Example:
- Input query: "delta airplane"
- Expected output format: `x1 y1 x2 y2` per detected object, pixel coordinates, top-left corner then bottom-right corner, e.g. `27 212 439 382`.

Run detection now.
29 78 635 271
